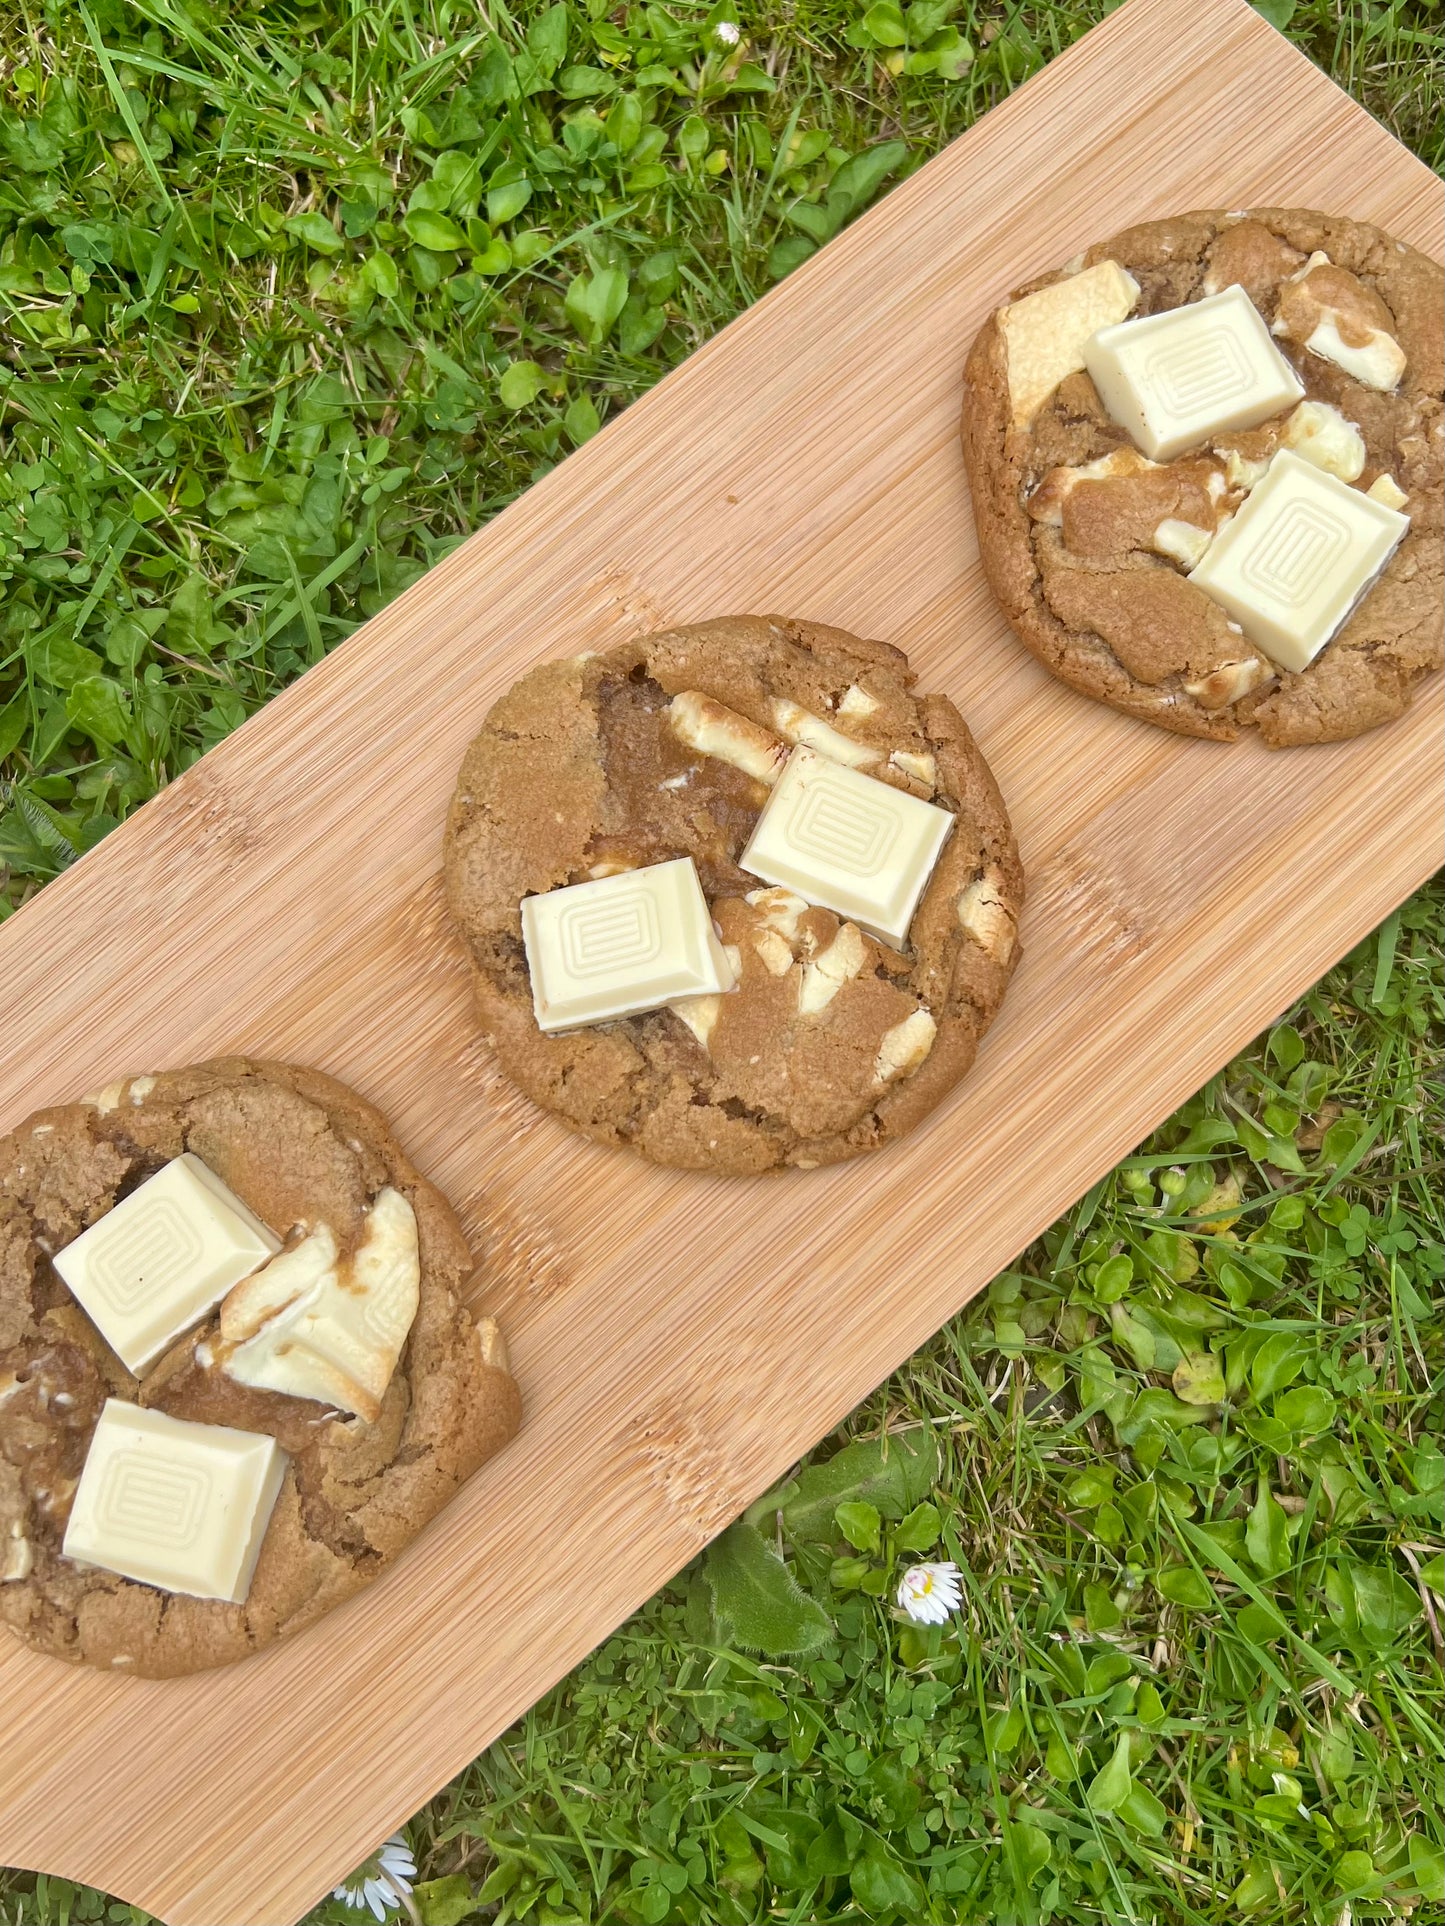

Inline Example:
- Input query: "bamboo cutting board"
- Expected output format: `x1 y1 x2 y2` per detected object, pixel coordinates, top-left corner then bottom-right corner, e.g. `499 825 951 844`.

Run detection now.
2 0 1441 1916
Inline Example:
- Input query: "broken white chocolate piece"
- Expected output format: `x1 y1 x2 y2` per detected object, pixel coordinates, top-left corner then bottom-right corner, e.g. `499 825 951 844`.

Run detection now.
1273 253 1406 391
1028 447 1159 525
752 928 795 977
587 860 636 879
1084 286 1304 462
667 691 787 786
1221 447 1272 491
1189 449 1408 673
797 923 868 1015
837 683 879 720
999 260 1141 426
888 749 937 794
2 1520 32 1583
668 993 722 1050
62 1400 286 1603
744 887 810 942
1183 657 1275 709
1153 518 1215 569
521 857 736 1032
1366 473 1409 511
219 1187 421 1422
741 747 955 949
957 873 1017 964
1280 400 1366 482
874 1009 937 1084
769 698 881 770
82 1081 127 1114
54 1154 282 1375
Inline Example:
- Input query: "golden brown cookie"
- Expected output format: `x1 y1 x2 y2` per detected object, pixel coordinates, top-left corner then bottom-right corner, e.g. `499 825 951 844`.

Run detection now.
445 616 1022 1173
0 1059 521 1677
963 209 1443 746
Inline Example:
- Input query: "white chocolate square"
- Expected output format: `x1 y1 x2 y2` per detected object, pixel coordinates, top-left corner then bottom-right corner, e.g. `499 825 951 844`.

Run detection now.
1084 286 1304 461
522 857 736 1033
62 1400 287 1603
739 747 954 948
1189 450 1408 673
54 1154 282 1374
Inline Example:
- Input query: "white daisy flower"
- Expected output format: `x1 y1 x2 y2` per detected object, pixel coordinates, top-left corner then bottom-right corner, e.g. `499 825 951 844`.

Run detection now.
333 1833 417 1920
713 19 741 43
896 1560 962 1625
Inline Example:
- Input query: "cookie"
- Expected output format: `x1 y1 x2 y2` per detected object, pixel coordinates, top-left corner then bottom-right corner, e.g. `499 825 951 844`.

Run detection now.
445 616 1022 1173
0 1059 522 1677
963 209 1443 745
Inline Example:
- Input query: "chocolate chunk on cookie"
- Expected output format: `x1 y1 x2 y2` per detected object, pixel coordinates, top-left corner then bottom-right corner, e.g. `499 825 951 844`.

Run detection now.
963 209 1443 745
0 1059 521 1677
445 616 1022 1173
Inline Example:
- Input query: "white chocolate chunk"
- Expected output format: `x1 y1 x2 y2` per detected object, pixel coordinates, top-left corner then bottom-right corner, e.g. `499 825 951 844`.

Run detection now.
1153 518 1215 568
741 747 955 949
219 1187 421 1421
752 928 795 977
1183 656 1275 709
874 1010 937 1084
744 887 810 941
797 923 868 1015
1084 287 1304 462
82 1082 127 1114
888 749 937 793
1222 447 1271 491
1280 400 1366 482
1276 254 1406 391
769 698 881 770
668 993 722 1050
587 860 636 879
54 1154 282 1375
62 1400 286 1603
1028 446 1159 524
1189 450 1408 673
521 857 737 1032
667 690 787 786
957 873 1017 963
837 683 879 720
1304 314 1406 390
2 1520 32 1582
999 260 1141 426
1366 473 1408 510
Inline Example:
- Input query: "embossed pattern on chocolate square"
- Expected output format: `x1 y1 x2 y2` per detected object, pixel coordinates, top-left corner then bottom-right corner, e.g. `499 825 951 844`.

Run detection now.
740 747 954 948
98 1454 211 1549
86 1199 207 1314
53 1153 282 1374
1190 449 1409 672
1238 500 1352 599
522 857 736 1032
559 890 662 978
63 1400 288 1602
1143 328 1253 415
789 783 901 876
1084 285 1303 461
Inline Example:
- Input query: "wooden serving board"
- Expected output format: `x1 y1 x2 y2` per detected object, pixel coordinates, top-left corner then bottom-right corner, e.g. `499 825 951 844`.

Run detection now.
2 0 1441 1917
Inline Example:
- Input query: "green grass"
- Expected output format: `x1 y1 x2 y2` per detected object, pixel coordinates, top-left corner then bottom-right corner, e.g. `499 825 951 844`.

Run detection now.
1 1 1441 1921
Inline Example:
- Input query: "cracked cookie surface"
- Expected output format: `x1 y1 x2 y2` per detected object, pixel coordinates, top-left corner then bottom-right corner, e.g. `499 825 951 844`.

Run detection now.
963 209 1443 746
445 616 1023 1173
0 1058 521 1677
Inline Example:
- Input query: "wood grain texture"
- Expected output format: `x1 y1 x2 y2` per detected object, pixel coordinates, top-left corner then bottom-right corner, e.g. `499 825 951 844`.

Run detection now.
2 0 1441 1917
